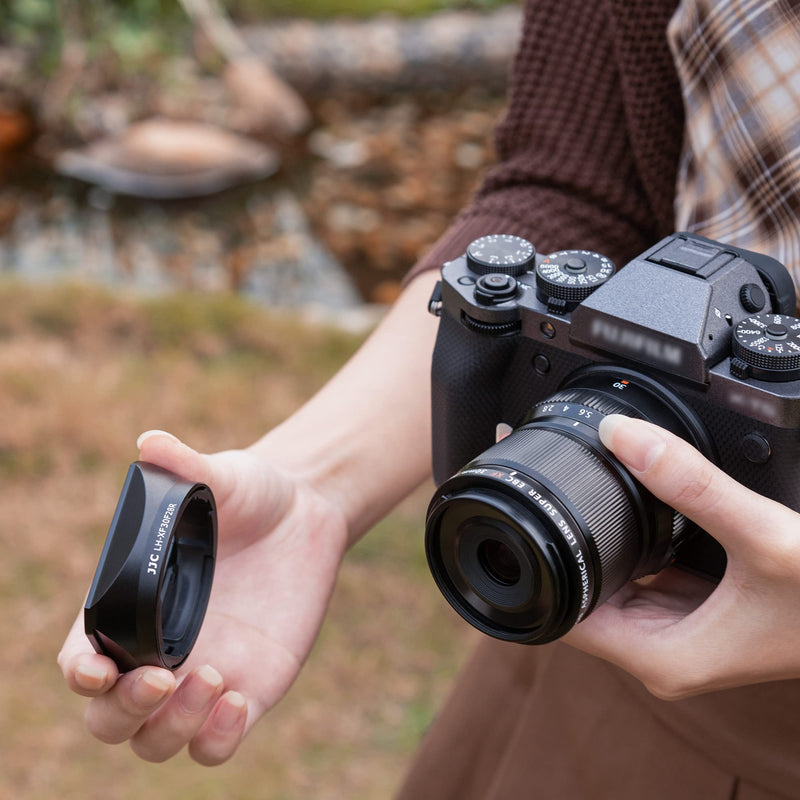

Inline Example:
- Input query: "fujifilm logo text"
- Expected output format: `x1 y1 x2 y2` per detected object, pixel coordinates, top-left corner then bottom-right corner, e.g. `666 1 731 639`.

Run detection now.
589 319 683 367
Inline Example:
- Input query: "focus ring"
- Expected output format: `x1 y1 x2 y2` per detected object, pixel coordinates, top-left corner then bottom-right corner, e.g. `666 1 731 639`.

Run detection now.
532 389 688 545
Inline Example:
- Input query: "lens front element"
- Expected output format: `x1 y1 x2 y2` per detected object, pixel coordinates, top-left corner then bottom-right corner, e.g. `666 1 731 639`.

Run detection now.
478 539 522 586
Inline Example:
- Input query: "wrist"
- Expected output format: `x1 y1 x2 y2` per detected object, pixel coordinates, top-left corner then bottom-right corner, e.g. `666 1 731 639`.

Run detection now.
251 410 430 547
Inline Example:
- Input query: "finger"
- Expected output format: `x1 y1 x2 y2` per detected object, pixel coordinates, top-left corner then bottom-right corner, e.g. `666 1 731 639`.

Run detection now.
58 611 119 697
136 430 244 514
84 667 176 745
136 430 212 486
188 691 249 766
598 415 787 552
130 665 224 762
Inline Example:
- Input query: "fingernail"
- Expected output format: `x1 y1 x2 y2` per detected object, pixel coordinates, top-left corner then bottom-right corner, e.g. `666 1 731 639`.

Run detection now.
136 430 180 450
132 670 174 707
75 663 109 691
598 414 667 474
180 666 223 714
213 692 247 733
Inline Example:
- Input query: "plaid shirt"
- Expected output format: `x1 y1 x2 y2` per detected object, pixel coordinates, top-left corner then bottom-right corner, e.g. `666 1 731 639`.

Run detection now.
668 0 800 293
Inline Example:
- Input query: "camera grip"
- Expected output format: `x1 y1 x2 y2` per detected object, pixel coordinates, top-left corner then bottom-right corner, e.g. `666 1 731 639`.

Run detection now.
431 309 519 484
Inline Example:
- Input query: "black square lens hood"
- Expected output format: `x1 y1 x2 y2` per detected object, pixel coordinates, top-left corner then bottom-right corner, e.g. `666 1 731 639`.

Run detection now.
84 462 217 672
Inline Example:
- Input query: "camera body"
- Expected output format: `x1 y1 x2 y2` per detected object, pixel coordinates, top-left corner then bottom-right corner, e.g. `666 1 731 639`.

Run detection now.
426 232 800 642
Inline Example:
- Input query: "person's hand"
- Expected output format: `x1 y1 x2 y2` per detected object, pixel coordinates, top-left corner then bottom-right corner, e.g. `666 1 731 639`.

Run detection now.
563 414 800 700
58 430 349 765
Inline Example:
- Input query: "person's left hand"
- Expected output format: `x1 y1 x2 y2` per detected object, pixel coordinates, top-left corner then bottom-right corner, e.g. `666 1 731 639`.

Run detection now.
563 414 800 700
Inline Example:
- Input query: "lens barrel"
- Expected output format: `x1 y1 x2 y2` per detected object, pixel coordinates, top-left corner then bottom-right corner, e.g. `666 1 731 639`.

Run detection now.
425 366 713 644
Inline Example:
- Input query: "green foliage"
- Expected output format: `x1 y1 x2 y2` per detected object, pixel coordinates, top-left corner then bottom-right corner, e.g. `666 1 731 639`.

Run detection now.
226 0 514 21
1 0 189 75
2 0 61 72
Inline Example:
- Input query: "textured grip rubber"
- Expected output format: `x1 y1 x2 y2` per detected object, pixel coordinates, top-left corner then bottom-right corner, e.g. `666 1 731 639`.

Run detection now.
431 309 519 484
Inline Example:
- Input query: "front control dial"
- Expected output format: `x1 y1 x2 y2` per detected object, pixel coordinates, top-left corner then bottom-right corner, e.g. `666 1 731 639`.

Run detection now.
731 313 800 381
535 250 615 314
466 235 536 277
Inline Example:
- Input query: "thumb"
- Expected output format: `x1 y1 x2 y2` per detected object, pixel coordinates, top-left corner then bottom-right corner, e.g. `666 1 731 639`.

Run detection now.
136 430 213 488
598 414 781 556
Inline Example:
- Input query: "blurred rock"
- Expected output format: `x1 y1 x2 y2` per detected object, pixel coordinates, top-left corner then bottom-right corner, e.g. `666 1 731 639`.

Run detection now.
54 118 279 198
244 6 522 97
223 57 312 137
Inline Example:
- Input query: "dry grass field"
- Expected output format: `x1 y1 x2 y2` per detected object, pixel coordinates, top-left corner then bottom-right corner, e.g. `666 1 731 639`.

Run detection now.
0 280 474 799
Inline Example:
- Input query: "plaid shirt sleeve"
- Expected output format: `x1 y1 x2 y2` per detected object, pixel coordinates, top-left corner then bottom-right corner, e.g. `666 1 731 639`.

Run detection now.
669 0 800 298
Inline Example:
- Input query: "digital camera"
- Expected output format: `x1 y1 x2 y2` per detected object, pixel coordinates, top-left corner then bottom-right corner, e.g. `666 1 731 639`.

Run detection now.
425 232 800 644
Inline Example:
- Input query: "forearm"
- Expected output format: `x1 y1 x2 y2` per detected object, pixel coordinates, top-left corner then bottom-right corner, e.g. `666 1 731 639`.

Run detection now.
250 271 440 545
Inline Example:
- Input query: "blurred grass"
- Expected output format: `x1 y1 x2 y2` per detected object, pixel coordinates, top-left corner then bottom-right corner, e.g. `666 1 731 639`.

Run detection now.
0 280 473 800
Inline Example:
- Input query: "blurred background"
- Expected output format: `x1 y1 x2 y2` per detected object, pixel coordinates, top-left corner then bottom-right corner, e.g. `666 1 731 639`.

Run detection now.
0 1 520 798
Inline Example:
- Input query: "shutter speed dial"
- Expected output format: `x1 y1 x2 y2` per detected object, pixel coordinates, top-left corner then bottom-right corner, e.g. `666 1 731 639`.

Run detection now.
466 235 536 277
535 250 615 314
731 313 800 381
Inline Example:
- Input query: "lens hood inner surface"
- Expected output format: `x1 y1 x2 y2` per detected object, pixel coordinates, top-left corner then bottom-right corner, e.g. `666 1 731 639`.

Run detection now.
84 461 217 671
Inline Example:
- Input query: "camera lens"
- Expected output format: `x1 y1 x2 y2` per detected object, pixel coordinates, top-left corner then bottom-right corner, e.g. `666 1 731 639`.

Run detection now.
425 365 714 644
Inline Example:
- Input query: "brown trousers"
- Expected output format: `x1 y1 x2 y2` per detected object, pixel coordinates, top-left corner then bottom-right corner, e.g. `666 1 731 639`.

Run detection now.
396 640 800 799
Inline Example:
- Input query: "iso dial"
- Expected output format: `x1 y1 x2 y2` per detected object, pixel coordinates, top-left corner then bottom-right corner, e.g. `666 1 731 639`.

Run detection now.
535 250 615 302
732 313 800 381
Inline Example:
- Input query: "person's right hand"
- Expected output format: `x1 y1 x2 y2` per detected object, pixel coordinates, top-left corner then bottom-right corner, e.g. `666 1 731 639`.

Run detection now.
58 430 350 765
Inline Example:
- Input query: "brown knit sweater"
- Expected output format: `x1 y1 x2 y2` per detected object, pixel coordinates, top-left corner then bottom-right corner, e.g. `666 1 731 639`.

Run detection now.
409 0 684 280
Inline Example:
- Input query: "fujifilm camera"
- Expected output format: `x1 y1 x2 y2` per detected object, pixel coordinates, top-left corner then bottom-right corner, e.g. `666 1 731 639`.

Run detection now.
425 232 800 644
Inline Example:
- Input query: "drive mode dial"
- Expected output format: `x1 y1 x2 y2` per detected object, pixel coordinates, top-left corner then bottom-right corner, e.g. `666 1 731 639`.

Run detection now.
731 313 800 381
466 235 536 276
535 250 615 314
